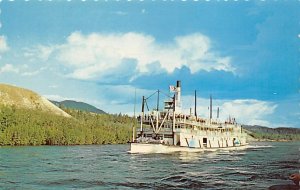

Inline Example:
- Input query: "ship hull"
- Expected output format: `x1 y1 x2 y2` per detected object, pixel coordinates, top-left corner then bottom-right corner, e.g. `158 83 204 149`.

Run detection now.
129 142 248 154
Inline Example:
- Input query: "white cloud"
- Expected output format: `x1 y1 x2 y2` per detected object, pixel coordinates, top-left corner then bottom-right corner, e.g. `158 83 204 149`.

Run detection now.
113 11 128 15
44 84 277 125
44 94 74 102
44 94 110 112
0 36 9 53
48 85 58 89
0 62 47 77
24 45 55 61
43 95 95 104
110 95 277 125
21 70 40 77
21 66 47 77
44 84 155 114
181 96 277 126
0 64 19 74
221 99 277 126
87 87 276 125
44 95 65 102
32 32 235 80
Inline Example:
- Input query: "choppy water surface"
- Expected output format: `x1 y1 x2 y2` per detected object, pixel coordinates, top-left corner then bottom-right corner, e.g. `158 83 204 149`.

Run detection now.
0 142 299 189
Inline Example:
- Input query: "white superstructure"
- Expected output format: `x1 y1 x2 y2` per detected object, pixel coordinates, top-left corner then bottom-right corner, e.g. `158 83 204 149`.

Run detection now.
130 81 247 153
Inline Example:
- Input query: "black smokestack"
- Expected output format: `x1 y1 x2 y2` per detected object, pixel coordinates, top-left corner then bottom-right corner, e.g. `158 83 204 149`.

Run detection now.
176 80 181 88
210 95 212 119
194 90 197 117
142 96 145 112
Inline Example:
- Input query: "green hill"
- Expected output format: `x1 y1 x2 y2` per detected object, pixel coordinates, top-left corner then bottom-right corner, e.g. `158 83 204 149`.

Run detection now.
51 100 106 114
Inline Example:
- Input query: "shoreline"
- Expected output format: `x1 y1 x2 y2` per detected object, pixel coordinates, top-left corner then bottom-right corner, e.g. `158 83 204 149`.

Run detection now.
1 140 300 148
248 138 299 142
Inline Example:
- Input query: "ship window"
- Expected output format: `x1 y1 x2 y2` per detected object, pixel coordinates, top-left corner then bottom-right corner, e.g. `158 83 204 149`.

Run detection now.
164 134 173 138
203 138 207 144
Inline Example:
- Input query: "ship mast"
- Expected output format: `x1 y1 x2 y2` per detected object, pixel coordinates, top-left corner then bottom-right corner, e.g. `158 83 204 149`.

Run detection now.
210 95 212 123
156 90 160 133
132 88 136 142
140 96 145 134
194 90 197 118
172 94 176 145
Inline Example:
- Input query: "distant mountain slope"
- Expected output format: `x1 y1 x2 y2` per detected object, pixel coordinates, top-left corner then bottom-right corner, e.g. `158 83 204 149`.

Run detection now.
0 83 70 117
243 125 300 134
51 100 106 114
243 125 300 141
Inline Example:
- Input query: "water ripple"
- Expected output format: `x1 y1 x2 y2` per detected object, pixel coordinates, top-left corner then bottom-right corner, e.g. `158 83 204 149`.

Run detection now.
0 142 299 189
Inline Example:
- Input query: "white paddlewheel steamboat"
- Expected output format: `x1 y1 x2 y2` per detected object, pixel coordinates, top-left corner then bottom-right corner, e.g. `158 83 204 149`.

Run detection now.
130 81 247 153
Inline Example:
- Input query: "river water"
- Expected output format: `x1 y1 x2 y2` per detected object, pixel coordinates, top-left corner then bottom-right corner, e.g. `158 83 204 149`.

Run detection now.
0 142 299 189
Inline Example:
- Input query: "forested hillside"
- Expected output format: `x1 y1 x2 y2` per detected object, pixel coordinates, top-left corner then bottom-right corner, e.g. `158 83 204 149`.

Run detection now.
243 125 300 141
0 105 133 146
0 83 133 146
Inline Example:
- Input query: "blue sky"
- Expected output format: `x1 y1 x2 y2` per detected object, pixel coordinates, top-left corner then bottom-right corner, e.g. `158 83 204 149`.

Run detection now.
0 1 299 127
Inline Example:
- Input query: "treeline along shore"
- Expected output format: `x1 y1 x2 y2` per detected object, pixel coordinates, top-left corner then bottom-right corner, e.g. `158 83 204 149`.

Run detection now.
0 105 300 146
0 105 133 146
243 125 300 142
1 83 299 146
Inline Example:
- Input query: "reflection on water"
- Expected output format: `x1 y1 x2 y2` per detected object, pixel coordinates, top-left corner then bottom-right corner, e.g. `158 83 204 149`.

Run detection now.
177 152 201 161
0 142 299 189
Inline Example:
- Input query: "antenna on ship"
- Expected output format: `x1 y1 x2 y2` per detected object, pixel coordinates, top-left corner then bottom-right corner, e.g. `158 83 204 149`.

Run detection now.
172 94 176 145
132 88 136 142
140 96 145 134
217 107 219 119
194 90 197 118
156 90 160 132
157 90 160 111
210 94 212 123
